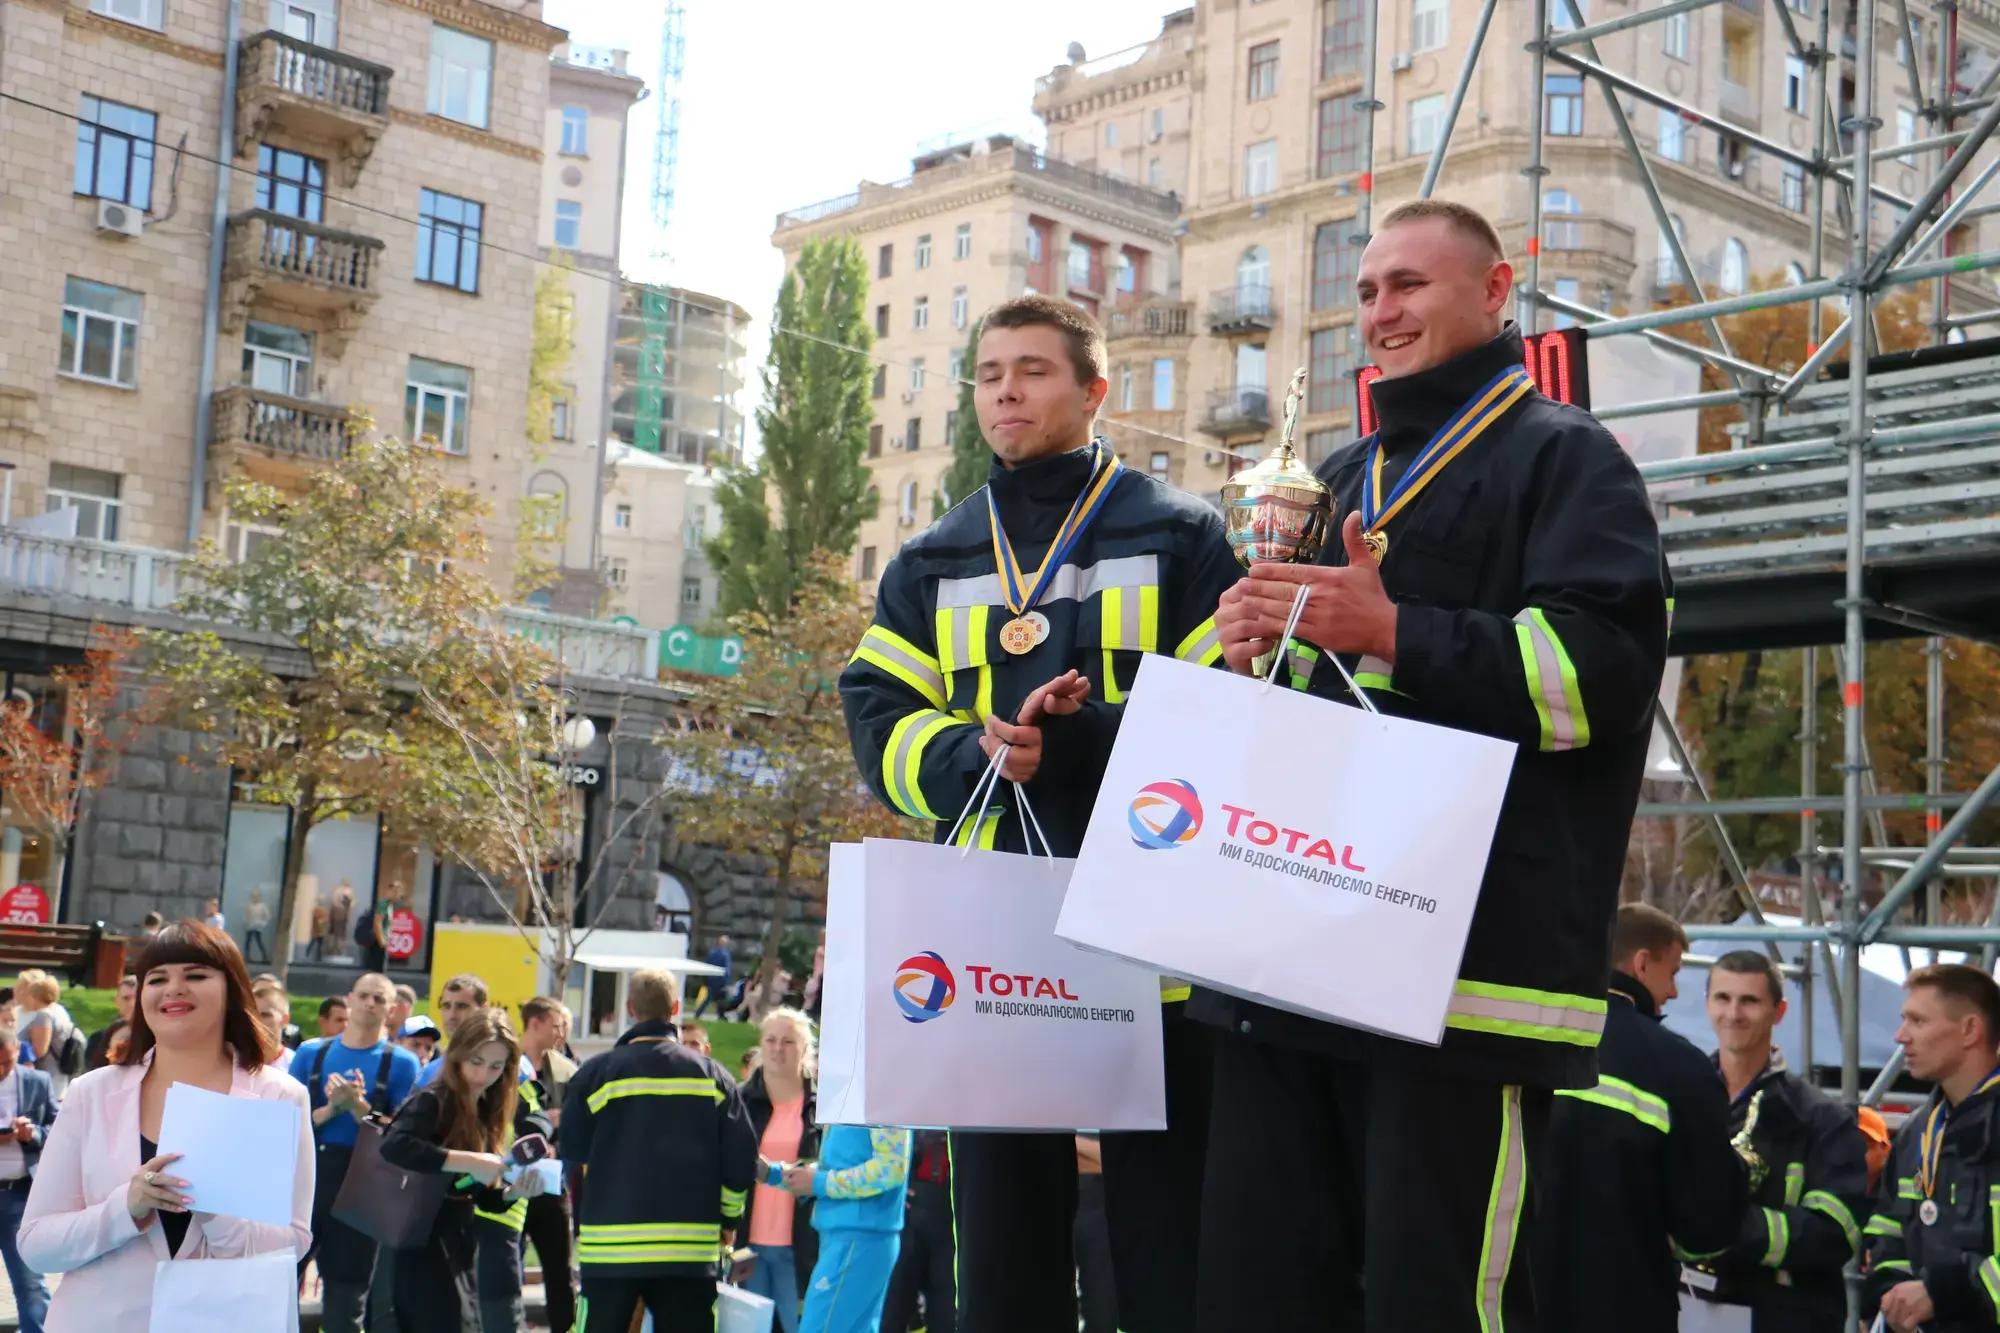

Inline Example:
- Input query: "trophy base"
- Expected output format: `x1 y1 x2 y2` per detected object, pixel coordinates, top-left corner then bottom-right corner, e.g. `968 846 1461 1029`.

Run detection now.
1252 648 1276 679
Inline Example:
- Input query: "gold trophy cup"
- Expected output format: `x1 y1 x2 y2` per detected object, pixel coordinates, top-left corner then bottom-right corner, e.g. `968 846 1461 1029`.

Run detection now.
1219 369 1333 675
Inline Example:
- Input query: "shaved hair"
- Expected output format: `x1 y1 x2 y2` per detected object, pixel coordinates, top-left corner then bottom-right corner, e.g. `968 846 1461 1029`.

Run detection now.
1378 199 1506 266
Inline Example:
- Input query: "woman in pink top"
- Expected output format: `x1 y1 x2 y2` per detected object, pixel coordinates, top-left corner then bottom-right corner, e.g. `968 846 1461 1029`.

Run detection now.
736 1008 817 1333
18 922 314 1332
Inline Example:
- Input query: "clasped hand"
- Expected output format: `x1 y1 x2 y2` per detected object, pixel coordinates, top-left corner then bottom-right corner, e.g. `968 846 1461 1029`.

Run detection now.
1215 512 1399 675
978 669 1092 784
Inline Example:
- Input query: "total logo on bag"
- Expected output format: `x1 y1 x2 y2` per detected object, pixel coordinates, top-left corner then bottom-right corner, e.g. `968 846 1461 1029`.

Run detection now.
1128 779 1204 850
893 952 957 1024
891 949 1140 1026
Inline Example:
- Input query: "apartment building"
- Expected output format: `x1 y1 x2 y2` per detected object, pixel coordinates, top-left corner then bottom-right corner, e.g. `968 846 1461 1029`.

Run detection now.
771 136 1183 583
1033 9 1199 199
596 441 722 629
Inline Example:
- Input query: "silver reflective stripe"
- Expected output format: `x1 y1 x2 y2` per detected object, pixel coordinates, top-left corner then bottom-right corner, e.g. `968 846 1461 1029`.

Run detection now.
936 554 1159 609
1513 609 1576 749
1113 584 1143 648
1176 620 1222 664
1446 987 1607 1045
947 609 974 675
1476 1086 1528 1333
1357 654 1393 677
857 628 946 703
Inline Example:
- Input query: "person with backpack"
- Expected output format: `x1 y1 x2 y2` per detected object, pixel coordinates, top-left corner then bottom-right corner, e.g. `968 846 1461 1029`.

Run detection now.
14 971 83 1099
288 972 423 1333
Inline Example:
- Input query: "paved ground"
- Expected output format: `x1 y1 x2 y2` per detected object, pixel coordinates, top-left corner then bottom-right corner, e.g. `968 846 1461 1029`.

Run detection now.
0 1267 556 1330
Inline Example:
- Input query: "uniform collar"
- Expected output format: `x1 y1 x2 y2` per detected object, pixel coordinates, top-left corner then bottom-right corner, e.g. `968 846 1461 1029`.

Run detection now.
1609 970 1661 1019
616 1018 679 1046
1714 1046 1788 1106
986 440 1105 539
1365 325 1526 457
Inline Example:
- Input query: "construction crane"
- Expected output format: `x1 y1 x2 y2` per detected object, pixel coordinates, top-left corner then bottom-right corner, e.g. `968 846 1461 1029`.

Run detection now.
651 0 684 264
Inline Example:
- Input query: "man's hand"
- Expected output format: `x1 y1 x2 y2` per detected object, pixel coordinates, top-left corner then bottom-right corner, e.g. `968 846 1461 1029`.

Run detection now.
11 1117 32 1144
1224 513 1399 669
1882 1279 1935 1331
978 671 1092 784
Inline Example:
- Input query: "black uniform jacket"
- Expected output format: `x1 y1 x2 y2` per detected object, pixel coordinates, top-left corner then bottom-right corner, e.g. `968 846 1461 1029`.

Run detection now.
1189 325 1671 1090
1864 1070 2000 1331
1532 972 1748 1333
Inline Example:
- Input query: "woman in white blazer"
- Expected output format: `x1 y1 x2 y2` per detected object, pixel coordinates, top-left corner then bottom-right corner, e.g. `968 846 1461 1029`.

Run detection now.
19 921 314 1332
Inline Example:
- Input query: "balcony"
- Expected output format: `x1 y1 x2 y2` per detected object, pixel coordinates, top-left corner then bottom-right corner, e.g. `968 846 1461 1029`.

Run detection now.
222 211 384 354
1200 387 1272 438
209 386 356 478
1106 299 1193 341
235 31 391 187
1719 78 1758 128
1207 285 1275 335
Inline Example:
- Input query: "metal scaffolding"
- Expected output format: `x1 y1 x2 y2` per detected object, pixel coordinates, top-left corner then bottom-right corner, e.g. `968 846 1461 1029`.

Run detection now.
1366 0 2000 1108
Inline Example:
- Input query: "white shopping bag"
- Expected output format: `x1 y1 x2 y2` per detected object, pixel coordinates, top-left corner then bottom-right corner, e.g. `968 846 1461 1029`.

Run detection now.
149 1250 299 1333
819 837 1166 1131
1056 652 1517 1045
1677 1290 1752 1333
716 1280 778 1333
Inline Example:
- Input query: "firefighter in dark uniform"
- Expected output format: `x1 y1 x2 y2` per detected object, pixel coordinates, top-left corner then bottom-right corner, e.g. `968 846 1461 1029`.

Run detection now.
1533 906 1748 1332
1864 964 2000 1333
1205 199 1672 1333
1689 950 1868 1332
839 294 1242 1333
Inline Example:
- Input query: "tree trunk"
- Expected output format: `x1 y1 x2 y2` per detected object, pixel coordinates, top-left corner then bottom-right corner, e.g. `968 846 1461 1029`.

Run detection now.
759 838 797 1012
270 781 319 987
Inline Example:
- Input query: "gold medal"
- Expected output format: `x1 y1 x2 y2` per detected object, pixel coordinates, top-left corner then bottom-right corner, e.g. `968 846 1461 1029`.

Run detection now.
999 616 1041 655
1362 529 1389 563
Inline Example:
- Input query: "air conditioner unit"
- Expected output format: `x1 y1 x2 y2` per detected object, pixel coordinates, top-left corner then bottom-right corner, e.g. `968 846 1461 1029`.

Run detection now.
1391 52 1414 72
96 198 143 238
900 391 917 404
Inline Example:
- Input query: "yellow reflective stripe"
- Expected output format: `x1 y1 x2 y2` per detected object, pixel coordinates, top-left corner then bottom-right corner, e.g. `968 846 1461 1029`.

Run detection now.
576 1243 721 1264
1897 1176 1922 1200
1783 1161 1803 1206
1665 596 1677 635
475 1197 529 1230
1288 640 1320 692
852 626 948 712
580 1223 721 1241
721 1185 747 1218
1174 616 1223 666
1159 985 1192 1004
1446 980 1607 1047
974 662 993 722
1103 647 1124 705
952 807 1001 849
1554 1075 1671 1132
1981 1255 2000 1316
1514 608 1589 751
1802 1190 1857 1251
1875 1258 1913 1272
1864 1213 1902 1237
882 709 960 820
1353 653 1408 697
1760 1207 1789 1267
583 1076 725 1114
1474 1085 1528 1333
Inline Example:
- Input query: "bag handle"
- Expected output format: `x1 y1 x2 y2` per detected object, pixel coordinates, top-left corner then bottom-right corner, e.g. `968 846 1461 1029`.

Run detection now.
944 739 1056 869
1259 583 1380 716
946 740 1010 855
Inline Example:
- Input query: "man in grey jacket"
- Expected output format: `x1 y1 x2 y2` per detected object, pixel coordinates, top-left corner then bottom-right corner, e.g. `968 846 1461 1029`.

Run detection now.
0 1029 57 1333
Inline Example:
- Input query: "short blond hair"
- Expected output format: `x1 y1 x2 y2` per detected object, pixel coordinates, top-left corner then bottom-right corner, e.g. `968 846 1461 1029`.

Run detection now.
628 969 681 1023
760 1006 818 1078
1378 198 1505 264
15 970 58 1007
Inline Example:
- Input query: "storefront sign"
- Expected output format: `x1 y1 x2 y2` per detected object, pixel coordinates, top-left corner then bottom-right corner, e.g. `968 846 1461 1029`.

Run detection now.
568 765 604 787
659 625 742 678
0 884 49 925
385 909 423 961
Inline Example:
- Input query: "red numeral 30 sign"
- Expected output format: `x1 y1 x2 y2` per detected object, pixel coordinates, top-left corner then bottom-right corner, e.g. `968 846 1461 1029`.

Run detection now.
1356 326 1590 437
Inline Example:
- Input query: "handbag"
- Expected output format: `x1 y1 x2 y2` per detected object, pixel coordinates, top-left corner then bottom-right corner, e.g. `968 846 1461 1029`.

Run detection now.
329 1116 446 1250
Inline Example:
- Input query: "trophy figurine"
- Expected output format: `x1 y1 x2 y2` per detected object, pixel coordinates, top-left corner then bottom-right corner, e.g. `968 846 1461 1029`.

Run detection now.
1219 368 1333 675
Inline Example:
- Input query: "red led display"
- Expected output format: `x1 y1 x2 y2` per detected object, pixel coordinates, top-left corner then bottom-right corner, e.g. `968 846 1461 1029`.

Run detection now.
1355 326 1591 438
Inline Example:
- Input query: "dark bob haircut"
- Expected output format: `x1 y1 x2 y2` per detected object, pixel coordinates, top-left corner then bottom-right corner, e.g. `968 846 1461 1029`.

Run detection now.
120 920 280 1071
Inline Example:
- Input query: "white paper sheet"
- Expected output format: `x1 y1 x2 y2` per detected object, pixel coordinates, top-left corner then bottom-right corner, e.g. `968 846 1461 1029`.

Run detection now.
1676 1291 1753 1333
149 1251 299 1333
156 1083 302 1229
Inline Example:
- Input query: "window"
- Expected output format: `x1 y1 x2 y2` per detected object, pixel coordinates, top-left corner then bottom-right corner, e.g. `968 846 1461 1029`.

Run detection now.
1152 358 1175 410
45 464 122 541
1106 122 1120 147
1114 252 1138 296
89 0 161 29
1148 158 1164 188
550 391 571 440
406 355 472 454
1897 106 1919 163
1658 107 1686 162
951 286 969 329
1305 429 1340 468
868 424 883 457
1655 214 1687 284
1552 0 1583 30
1026 226 1043 264
1723 27 1754 87
872 365 887 398
1237 341 1267 393
1664 10 1688 59
1068 239 1094 290
1551 278 1580 329
1785 261 1807 285
1322 0 1366 78
1781 162 1806 211
553 199 581 250
913 296 929 330
682 577 703 606
1308 326 1354 413
945 409 959 441
525 473 564 539
613 503 633 530
60 277 141 387
948 349 964 382
605 558 629 587
1407 95 1446 155
1148 452 1171 481
955 223 972 259
1545 75 1583 136
1248 41 1280 100
1244 139 1279 196
909 358 925 393
1237 246 1270 297
417 188 484 294
256 145 324 221
1312 222 1359 309
1318 96 1364 179
242 321 312 396
860 546 878 580
1784 56 1808 113
1411 0 1449 53
1542 190 1582 248
878 244 893 278
1720 237 1748 295
1119 365 1134 411
899 479 919 524
916 233 932 268
428 26 493 129
1790 0 1809 13
74 96 156 209
560 106 589 155
875 303 889 336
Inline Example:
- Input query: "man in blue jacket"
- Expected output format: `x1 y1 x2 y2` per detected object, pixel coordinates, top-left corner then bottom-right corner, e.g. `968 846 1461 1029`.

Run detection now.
777 1124 912 1333
0 1029 56 1333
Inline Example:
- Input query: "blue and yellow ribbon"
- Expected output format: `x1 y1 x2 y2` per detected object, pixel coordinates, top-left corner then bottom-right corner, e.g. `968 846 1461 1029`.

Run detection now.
986 445 1123 615
1362 367 1533 547
1919 1066 2000 1198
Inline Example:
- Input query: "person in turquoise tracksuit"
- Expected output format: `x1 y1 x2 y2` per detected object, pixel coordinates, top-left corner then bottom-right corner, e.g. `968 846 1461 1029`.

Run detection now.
775 1124 911 1333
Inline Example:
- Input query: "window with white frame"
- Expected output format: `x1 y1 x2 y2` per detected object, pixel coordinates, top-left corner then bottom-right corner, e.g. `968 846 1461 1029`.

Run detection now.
1248 41 1280 101
427 25 493 129
1785 56 1808 113
1026 225 1044 264
1785 261 1808 285
1149 451 1171 481
1720 237 1748 294
90 0 162 30
1152 357 1175 410
1542 189 1582 249
1106 121 1120 147
1658 107 1686 162
242 321 313 396
560 106 588 155
224 519 283 563
916 233 932 268
1117 252 1138 294
899 479 919 524
955 223 972 259
74 96 157 209
912 295 929 330
553 199 581 250
1545 75 1583 135
1790 0 1809 13
685 504 707 549
613 503 632 530
406 355 472 454
909 357 926 393
1411 0 1449 53
1665 10 1689 59
1781 162 1806 211
60 277 141 388
1655 214 1687 285
1551 278 1581 329
682 577 703 606
1244 139 1278 196
605 558 629 587
550 385 573 440
1068 239 1094 290
1897 106 1919 162
1407 94 1446 156
951 286 968 329
1149 158 1164 188
525 473 564 538
46 464 122 542
1119 365 1134 411
948 348 964 382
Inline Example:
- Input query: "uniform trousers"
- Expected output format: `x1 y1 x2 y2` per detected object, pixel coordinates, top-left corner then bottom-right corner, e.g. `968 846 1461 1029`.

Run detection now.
1196 1028 1551 1333
523 1191 578 1333
882 1179 954 1333
578 1275 714 1333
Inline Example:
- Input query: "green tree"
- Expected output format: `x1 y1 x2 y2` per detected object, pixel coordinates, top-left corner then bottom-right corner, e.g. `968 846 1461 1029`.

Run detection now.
711 237 877 617
142 438 505 984
937 317 988 517
517 263 578 603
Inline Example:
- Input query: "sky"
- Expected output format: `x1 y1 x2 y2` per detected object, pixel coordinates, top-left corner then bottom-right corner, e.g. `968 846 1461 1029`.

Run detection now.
545 0 1178 445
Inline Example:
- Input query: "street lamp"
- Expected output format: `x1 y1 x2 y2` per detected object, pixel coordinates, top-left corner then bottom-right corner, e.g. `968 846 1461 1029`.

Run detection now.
562 714 597 751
